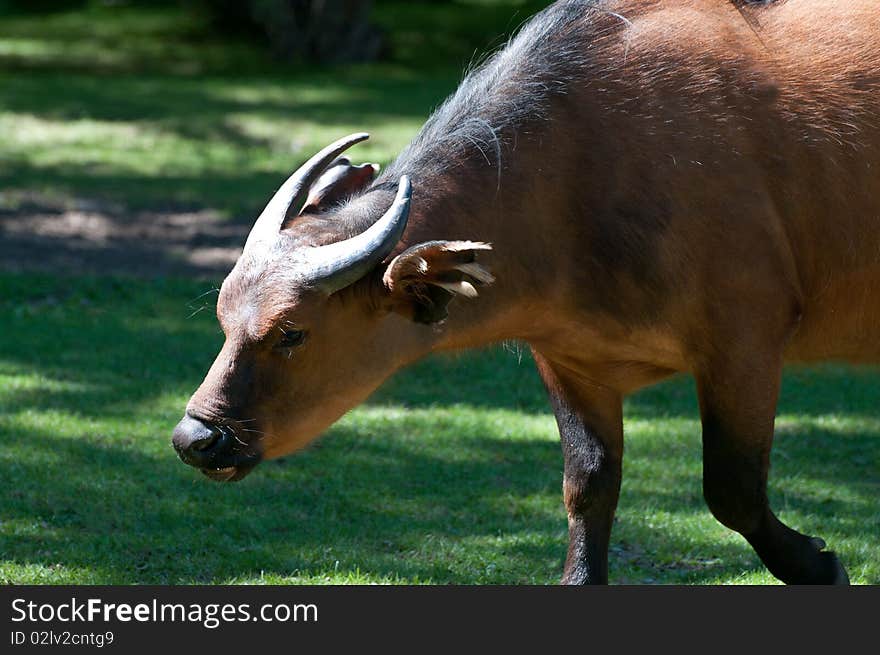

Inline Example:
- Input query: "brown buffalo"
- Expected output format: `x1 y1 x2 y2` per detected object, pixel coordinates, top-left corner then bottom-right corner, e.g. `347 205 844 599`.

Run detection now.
173 0 880 584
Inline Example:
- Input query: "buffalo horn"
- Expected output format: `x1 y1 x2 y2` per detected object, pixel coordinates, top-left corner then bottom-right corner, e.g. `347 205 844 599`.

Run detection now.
244 133 370 250
301 175 412 295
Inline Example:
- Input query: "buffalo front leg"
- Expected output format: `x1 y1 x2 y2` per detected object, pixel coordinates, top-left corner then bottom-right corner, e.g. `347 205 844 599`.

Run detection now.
533 352 623 585
696 347 849 584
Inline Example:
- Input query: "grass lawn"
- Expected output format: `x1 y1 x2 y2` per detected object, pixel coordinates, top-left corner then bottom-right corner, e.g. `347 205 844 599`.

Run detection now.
0 1 878 585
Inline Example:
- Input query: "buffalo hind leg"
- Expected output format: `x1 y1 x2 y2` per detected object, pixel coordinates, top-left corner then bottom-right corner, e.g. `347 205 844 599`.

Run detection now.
533 352 623 585
696 347 849 584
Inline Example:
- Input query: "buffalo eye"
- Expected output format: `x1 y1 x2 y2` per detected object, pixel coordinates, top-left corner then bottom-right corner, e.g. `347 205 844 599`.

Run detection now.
276 328 307 350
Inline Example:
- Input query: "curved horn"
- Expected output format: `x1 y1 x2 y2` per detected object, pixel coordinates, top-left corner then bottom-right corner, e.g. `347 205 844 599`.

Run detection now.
301 176 412 295
244 133 370 250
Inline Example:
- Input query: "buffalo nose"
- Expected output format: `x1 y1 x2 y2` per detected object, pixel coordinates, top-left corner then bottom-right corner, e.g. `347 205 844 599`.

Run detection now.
172 414 224 464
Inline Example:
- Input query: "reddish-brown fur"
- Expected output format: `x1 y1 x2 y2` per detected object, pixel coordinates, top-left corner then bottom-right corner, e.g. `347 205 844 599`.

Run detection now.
175 0 880 583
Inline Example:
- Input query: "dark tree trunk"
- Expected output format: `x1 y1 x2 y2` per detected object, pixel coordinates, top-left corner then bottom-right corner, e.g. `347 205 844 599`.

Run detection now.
236 0 381 63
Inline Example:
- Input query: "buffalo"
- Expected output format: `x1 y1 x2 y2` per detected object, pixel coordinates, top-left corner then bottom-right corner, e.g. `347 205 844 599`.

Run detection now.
173 0 879 584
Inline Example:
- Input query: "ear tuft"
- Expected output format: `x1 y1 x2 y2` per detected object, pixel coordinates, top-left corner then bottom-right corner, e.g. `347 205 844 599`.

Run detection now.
383 240 494 323
453 262 495 285
435 240 492 253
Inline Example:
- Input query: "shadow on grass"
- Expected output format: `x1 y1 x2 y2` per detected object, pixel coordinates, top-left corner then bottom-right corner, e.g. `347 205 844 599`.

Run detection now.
0 71 451 214
4 406 874 584
0 200 248 280
0 416 777 585
0 70 452 139
0 68 454 276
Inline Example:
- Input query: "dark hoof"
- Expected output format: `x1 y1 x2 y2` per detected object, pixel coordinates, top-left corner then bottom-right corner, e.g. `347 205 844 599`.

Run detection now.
751 529 851 584
827 553 850 585
814 541 849 585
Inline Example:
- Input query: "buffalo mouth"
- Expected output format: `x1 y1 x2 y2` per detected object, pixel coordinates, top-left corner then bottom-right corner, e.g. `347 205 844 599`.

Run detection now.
187 449 261 483
200 462 258 483
171 413 262 483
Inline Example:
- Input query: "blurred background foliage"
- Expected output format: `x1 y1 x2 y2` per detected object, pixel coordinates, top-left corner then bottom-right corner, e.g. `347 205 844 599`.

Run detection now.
0 0 550 67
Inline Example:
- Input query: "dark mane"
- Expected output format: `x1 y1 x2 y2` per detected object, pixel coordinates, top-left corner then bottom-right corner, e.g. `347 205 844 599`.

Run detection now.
378 0 609 187
377 0 789 192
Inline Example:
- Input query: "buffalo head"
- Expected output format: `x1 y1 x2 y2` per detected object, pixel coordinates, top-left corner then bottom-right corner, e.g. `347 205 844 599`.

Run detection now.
172 134 494 481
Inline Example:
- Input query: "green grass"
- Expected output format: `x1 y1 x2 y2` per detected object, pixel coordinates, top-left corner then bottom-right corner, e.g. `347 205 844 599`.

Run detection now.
0 273 877 585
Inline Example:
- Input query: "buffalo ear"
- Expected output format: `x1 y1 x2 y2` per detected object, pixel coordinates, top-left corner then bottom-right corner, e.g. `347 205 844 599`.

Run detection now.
382 241 494 324
299 157 379 215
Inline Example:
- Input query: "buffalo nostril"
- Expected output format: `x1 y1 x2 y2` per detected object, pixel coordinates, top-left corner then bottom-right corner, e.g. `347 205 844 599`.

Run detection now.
191 427 221 452
172 414 227 460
